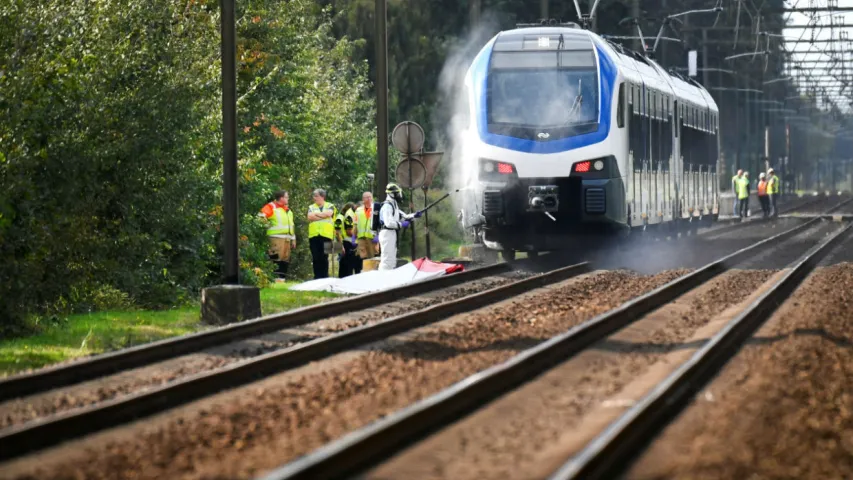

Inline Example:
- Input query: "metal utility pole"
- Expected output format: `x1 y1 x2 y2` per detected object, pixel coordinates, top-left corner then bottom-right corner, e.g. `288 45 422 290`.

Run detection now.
701 29 709 87
540 0 548 19
200 0 261 326
375 0 389 194
632 0 641 52
221 0 239 284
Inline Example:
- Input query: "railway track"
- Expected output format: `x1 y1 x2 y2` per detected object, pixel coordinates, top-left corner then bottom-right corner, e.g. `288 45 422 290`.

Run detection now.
0 210 802 423
2 204 846 478
257 216 846 480
552 222 853 480
700 194 851 237
0 260 528 403
0 259 590 461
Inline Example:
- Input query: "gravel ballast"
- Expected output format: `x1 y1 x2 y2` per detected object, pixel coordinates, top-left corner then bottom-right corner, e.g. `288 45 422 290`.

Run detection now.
2 270 683 480
628 263 853 480
0 272 530 431
365 269 775 480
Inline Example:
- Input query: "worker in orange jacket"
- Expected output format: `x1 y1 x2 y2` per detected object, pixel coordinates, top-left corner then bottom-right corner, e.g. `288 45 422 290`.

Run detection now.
260 190 296 279
757 173 770 218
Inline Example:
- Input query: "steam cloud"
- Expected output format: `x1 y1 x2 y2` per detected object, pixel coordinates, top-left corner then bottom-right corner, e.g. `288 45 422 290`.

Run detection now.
432 17 499 238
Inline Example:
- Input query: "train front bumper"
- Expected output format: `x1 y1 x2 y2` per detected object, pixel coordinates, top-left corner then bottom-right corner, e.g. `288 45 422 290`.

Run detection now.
478 177 626 232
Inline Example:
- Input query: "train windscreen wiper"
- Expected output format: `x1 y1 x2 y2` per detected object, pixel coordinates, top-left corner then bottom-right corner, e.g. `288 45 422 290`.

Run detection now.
566 78 583 123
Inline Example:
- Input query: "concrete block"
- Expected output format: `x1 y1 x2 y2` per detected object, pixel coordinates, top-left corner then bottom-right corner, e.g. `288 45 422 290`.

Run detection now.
201 284 261 326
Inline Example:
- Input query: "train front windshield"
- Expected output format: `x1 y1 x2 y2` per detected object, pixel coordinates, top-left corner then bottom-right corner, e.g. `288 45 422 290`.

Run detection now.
486 50 599 140
489 70 598 126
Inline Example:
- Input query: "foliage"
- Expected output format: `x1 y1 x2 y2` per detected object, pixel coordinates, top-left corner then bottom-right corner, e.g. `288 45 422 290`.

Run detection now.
232 0 376 279
0 0 374 330
396 188 465 260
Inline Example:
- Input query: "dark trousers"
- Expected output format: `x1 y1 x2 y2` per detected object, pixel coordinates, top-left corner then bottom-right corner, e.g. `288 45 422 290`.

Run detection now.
769 194 778 217
274 261 289 278
338 241 359 278
353 254 363 275
738 198 749 217
759 195 770 218
309 236 329 279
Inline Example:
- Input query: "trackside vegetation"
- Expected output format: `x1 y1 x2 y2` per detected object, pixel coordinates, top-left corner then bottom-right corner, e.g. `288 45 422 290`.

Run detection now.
0 0 374 333
0 283 339 376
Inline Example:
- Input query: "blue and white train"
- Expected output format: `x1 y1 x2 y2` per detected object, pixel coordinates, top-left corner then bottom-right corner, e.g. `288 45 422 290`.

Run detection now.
460 24 720 258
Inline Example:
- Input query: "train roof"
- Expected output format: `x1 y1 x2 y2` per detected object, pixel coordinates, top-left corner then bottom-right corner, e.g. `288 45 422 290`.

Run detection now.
593 36 718 114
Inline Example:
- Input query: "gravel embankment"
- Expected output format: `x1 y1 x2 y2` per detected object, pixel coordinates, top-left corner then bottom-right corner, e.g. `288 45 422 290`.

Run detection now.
365 269 774 480
628 263 853 480
2 269 683 480
0 271 531 430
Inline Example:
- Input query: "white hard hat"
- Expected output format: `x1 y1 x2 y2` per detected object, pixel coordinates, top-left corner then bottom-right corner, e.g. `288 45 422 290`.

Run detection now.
759 172 766 178
744 171 749 176
768 167 775 173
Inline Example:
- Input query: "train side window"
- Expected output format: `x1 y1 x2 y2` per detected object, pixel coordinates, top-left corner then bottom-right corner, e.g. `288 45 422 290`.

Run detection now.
617 83 625 128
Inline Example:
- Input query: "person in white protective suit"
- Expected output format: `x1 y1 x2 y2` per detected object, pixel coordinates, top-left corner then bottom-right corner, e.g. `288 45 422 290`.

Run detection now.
378 183 421 270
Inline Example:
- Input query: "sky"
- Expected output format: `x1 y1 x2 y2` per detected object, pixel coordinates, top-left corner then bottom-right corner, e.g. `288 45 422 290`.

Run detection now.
782 0 853 108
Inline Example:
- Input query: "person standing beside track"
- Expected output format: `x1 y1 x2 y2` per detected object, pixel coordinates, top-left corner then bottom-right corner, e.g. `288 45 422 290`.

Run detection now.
737 171 750 218
354 192 378 270
335 203 359 278
757 172 770 218
767 167 780 217
378 183 420 271
260 190 295 280
307 189 336 279
732 169 744 217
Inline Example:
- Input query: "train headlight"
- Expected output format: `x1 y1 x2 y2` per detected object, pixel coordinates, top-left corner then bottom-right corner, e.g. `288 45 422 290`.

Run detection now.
479 159 517 180
593 160 605 171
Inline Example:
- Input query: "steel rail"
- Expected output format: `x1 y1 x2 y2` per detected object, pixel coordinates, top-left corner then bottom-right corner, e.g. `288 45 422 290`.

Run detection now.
550 222 853 480
0 261 521 402
824 196 853 214
702 195 834 237
258 218 822 480
0 262 590 462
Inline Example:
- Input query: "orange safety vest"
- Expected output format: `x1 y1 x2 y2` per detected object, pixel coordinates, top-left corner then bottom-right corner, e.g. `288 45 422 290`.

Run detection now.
757 180 768 196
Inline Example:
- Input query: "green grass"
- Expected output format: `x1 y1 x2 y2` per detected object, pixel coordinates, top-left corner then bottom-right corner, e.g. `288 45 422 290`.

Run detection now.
260 281 341 314
0 282 340 377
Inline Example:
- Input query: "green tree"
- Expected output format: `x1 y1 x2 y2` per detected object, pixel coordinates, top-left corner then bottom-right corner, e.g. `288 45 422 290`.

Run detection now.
0 0 375 330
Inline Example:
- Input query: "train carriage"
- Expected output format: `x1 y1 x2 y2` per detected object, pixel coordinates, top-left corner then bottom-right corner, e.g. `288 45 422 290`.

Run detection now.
460 23 720 258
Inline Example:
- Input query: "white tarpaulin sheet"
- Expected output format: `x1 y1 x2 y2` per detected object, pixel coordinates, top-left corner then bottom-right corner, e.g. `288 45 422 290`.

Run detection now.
289 258 464 295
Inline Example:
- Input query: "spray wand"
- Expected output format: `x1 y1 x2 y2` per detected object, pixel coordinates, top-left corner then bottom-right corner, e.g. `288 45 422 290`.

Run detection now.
413 184 474 218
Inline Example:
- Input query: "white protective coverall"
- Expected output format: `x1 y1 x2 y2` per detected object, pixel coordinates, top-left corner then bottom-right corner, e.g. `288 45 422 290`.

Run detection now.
378 197 413 270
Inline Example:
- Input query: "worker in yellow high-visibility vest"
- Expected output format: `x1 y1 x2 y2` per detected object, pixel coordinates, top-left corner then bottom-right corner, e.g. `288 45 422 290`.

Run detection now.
731 169 743 216
260 190 295 280
736 172 750 218
354 191 378 271
335 203 359 278
307 188 336 279
767 167 780 217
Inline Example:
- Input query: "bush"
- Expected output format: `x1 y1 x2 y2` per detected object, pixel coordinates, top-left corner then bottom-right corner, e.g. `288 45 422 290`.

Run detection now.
397 188 465 261
0 0 375 330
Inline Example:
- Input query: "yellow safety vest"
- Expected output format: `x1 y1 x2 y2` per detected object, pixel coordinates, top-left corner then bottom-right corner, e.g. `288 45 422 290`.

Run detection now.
736 176 750 200
355 206 374 239
334 211 355 235
308 203 336 240
266 204 294 237
767 174 780 194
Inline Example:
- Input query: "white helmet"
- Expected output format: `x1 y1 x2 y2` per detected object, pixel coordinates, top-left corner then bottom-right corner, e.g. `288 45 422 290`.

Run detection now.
759 172 766 179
